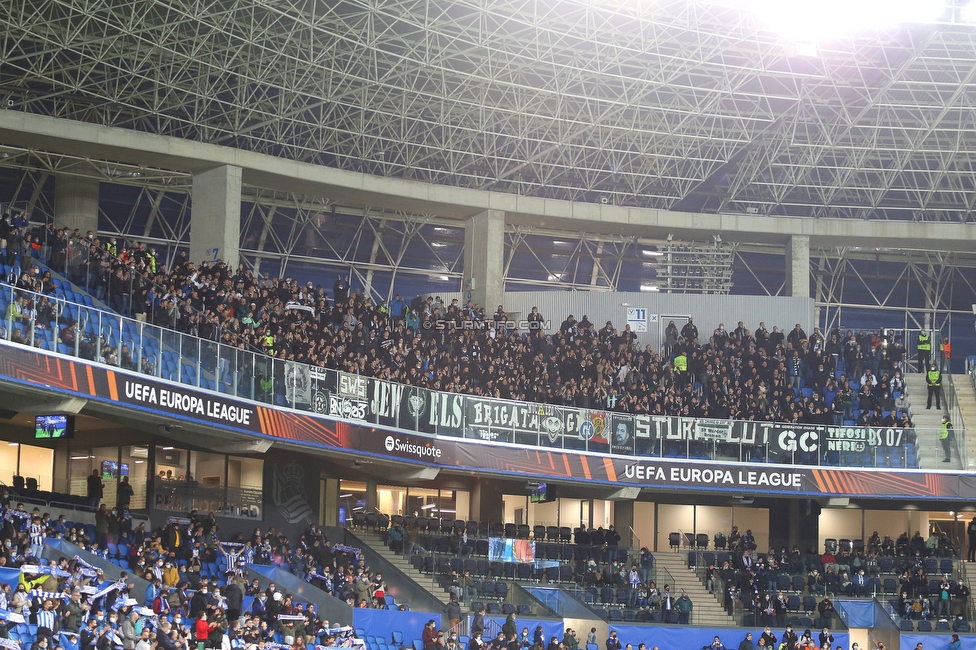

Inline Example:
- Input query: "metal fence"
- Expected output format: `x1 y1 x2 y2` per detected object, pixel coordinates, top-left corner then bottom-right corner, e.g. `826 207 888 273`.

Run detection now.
0 282 967 471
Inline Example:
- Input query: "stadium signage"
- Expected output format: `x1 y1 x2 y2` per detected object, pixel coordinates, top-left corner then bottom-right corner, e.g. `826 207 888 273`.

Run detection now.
382 435 443 459
121 379 254 426
620 463 803 488
1 340 973 500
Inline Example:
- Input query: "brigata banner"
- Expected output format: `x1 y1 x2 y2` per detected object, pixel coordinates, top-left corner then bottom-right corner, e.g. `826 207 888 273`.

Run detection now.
2 340 974 500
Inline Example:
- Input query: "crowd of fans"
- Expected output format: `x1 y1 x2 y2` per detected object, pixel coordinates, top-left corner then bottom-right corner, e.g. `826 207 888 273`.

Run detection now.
700 527 970 631
0 487 395 650
1 217 921 432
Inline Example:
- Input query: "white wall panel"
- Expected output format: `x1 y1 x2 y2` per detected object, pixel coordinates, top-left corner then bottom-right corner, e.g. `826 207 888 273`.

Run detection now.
497 292 814 349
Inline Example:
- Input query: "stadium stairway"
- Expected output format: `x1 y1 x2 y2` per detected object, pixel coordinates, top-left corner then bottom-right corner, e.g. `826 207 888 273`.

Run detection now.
953 374 976 470
347 529 454 609
652 552 738 626
903 372 959 469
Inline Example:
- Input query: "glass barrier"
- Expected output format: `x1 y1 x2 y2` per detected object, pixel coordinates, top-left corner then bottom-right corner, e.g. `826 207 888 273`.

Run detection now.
0 282 965 471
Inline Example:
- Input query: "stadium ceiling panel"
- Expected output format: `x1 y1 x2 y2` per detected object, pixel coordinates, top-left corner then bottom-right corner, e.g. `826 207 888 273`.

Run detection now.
3 0 976 221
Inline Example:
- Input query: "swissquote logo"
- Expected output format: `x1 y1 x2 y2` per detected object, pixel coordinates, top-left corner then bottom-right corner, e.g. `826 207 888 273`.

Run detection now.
383 435 443 460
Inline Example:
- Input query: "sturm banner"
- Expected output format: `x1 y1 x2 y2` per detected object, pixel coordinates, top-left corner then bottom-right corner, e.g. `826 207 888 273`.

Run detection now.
2 340 975 500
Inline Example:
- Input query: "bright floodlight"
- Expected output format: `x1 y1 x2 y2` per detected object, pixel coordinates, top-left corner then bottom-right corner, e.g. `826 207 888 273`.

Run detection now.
741 0 946 40
963 0 976 22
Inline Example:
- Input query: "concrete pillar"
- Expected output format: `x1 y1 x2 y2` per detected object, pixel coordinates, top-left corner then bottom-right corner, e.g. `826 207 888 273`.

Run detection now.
770 499 819 554
786 235 810 298
468 478 504 524
191 165 242 268
612 500 635 547
462 209 505 312
322 477 339 527
365 478 378 516
54 175 100 235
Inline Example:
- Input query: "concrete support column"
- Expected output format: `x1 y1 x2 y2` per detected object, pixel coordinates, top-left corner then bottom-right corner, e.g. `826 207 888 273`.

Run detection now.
322 477 339 526
54 175 100 235
462 209 505 312
365 478 378 516
612 500 635 547
468 478 504 524
191 165 242 268
769 499 818 554
786 235 811 298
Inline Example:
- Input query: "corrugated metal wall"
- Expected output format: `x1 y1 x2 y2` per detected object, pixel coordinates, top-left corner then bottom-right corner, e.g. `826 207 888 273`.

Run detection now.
497 292 814 349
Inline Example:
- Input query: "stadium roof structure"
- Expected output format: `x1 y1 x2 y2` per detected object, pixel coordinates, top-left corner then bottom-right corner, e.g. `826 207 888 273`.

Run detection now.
3 0 976 223
2 0 976 337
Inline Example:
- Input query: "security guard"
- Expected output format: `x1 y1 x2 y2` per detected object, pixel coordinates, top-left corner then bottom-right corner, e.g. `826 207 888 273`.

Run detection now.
917 331 931 373
673 350 688 387
926 363 942 410
941 415 953 463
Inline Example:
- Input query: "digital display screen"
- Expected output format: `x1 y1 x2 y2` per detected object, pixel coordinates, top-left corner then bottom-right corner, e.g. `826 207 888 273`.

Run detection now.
101 460 118 481
35 414 74 439
530 482 555 503
488 538 536 563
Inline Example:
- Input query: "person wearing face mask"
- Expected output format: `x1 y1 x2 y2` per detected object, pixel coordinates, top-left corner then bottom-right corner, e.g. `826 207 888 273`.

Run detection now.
152 559 165 583
81 618 100 648
11 583 29 614
145 578 162 608
190 585 209 618
31 632 51 650
1 538 15 562
249 591 267 618
162 560 179 588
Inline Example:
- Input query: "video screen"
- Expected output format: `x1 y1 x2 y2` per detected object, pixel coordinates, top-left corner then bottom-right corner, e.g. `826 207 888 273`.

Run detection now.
101 460 118 481
488 537 535 563
530 482 556 503
35 414 74 439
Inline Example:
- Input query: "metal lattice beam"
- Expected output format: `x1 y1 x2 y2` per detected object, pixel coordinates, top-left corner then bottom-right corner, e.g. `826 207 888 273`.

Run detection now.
3 0 976 220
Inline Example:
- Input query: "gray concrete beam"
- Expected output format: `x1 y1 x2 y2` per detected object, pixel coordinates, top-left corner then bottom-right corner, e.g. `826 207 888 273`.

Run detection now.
54 174 99 235
786 235 811 298
3 111 976 250
191 165 242 268
463 209 505 311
